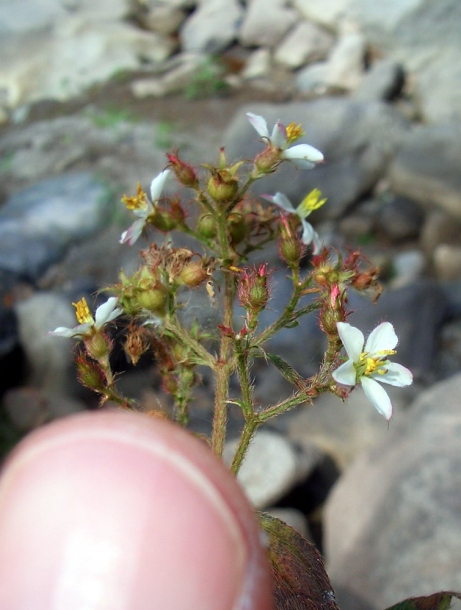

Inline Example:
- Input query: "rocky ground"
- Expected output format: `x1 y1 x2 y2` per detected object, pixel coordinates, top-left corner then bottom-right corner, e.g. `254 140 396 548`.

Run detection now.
2 1 461 609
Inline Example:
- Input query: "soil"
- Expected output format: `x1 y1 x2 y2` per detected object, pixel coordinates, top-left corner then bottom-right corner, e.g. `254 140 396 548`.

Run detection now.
15 72 287 138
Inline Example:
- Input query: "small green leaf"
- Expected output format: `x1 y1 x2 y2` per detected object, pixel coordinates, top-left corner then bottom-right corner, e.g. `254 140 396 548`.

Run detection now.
265 352 308 392
385 591 461 610
260 513 339 610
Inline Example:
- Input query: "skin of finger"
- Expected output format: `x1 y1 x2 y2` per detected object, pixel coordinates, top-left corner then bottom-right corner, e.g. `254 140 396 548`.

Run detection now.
0 410 274 610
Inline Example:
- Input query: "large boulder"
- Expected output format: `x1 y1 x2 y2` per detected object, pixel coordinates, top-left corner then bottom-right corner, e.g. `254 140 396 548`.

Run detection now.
324 373 461 610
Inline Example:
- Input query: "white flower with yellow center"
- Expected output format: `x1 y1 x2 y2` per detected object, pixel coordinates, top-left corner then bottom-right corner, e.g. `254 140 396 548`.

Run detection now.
120 169 171 245
332 321 413 420
49 297 122 338
246 112 324 169
262 189 326 253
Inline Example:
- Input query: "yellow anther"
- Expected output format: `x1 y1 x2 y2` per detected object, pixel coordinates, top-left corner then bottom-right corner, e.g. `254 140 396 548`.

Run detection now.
72 298 93 325
297 189 327 216
377 349 396 357
285 122 305 144
121 183 148 211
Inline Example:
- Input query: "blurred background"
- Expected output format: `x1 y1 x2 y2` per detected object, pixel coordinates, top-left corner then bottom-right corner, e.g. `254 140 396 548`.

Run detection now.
1 1 461 609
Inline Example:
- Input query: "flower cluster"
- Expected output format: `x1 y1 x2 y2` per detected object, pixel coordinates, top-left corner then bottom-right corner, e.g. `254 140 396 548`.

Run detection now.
49 109 413 452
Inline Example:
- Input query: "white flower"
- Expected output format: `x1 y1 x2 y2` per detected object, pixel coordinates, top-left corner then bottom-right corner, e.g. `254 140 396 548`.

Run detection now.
120 169 171 245
246 112 324 169
332 321 413 420
49 297 122 339
262 189 326 253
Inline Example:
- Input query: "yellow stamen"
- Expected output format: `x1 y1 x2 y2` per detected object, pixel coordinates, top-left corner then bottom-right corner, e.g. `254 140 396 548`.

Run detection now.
359 348 396 376
297 189 327 217
72 298 94 325
285 122 305 144
121 183 148 211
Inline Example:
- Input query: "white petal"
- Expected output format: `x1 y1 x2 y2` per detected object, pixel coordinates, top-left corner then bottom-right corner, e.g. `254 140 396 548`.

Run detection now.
48 327 76 338
311 231 322 254
95 297 122 328
361 377 393 420
120 219 145 245
300 219 315 245
246 112 269 138
150 169 170 202
48 323 91 338
289 158 316 170
262 192 295 213
332 359 357 386
336 322 364 362
365 322 398 354
282 143 324 164
374 362 413 387
271 121 287 149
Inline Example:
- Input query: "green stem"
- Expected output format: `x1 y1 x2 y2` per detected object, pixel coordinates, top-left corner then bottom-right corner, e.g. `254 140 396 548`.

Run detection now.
210 207 237 458
230 415 259 475
235 346 254 418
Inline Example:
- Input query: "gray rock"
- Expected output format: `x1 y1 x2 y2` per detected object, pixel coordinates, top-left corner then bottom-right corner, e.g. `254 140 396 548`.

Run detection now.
353 58 405 102
433 244 461 282
130 53 205 98
348 0 461 122
274 21 334 70
3 386 85 432
292 0 350 29
239 0 297 48
241 48 272 80
295 62 330 95
420 210 461 259
179 0 243 54
224 99 410 218
0 173 113 280
324 373 461 610
324 29 366 91
223 429 320 509
374 194 425 243
389 124 461 221
389 250 426 289
129 1 186 34
288 385 414 472
14 292 79 394
1 19 177 107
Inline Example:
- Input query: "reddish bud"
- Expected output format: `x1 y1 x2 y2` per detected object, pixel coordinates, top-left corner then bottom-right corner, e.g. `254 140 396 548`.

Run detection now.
238 264 270 314
166 151 199 188
76 354 106 390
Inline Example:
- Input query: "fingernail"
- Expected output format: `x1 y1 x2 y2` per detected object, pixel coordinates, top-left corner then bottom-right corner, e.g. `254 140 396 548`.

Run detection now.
0 412 254 610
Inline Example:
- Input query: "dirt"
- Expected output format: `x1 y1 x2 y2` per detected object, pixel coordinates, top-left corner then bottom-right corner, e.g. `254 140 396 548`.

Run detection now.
17 72 288 138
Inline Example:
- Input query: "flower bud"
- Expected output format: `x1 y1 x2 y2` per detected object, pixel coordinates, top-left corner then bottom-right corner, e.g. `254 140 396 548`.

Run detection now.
206 171 239 203
228 212 248 245
149 207 180 232
197 214 217 239
238 264 270 315
85 331 112 361
278 217 304 265
137 283 168 315
166 151 199 188
178 261 208 287
76 354 106 390
252 145 280 175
